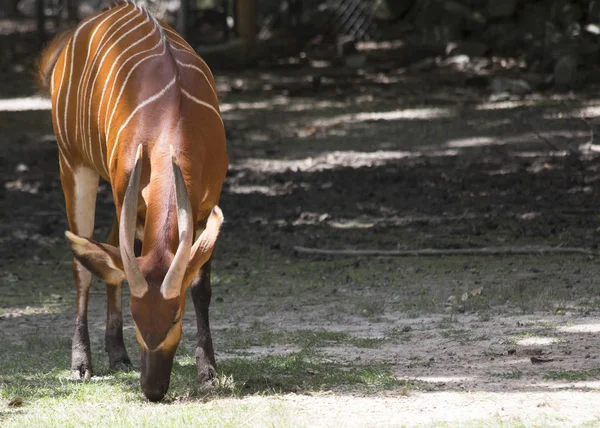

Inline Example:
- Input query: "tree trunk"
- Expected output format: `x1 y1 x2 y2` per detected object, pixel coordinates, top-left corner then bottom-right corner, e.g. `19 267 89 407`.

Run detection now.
65 0 78 22
178 0 189 40
36 0 45 47
236 0 257 53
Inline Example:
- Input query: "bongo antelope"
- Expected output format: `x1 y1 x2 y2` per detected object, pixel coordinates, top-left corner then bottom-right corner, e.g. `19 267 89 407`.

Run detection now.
38 0 228 401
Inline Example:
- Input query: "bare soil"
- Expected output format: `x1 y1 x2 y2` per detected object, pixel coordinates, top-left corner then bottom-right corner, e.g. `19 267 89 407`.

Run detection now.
1 58 600 426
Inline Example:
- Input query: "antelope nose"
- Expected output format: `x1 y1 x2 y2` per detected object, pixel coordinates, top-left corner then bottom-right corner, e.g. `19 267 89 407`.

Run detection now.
140 348 175 402
143 385 167 402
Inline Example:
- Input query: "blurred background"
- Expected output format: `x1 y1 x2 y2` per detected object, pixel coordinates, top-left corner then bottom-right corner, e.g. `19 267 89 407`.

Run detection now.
1 0 599 90
2 1 600 259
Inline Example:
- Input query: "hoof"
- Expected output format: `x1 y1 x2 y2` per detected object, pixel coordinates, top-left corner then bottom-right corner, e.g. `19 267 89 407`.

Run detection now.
110 358 133 372
71 348 92 381
197 363 217 385
71 365 92 380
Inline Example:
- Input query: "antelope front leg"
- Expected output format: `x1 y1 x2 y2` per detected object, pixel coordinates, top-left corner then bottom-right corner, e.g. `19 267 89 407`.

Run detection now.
61 164 99 380
191 258 216 384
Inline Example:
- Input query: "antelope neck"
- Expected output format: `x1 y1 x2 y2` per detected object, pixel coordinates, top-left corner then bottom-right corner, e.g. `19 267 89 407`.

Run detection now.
140 147 182 258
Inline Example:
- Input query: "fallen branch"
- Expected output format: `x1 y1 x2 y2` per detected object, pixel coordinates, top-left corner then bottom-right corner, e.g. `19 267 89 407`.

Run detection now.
293 246 597 257
530 127 560 151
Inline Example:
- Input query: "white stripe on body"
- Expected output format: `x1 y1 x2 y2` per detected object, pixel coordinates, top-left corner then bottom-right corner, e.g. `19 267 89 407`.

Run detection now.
74 4 130 164
101 35 163 144
79 5 142 168
181 89 223 124
72 166 98 312
162 27 217 82
109 75 177 169
56 2 221 177
86 13 152 174
175 61 216 98
94 18 158 175
55 43 72 171
105 40 168 154
73 166 99 238
62 12 106 159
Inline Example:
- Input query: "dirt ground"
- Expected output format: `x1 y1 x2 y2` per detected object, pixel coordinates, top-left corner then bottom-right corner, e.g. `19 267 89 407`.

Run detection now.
1 56 600 426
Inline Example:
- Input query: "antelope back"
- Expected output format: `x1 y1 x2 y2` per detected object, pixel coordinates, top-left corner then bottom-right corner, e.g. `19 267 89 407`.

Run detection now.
42 0 229 403
46 0 225 185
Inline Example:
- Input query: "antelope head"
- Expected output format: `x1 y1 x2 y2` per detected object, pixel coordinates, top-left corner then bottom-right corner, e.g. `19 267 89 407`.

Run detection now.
65 145 223 401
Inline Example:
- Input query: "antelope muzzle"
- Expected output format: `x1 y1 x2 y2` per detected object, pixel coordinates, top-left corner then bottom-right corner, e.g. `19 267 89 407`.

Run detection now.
140 346 177 402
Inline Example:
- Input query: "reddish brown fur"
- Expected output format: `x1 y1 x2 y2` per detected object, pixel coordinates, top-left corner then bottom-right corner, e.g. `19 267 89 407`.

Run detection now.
40 2 228 401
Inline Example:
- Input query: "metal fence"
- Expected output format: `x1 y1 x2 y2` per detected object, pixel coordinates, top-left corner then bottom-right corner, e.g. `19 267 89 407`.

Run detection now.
326 0 378 41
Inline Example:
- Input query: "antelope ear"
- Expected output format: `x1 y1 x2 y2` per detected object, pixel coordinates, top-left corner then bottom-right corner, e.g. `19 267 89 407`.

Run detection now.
65 231 125 285
183 206 224 286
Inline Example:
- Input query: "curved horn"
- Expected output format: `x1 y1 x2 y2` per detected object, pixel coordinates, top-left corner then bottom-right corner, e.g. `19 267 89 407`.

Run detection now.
160 146 194 299
119 144 149 297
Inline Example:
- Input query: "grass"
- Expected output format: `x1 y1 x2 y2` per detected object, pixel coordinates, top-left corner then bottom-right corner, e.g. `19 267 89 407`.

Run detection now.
3 71 600 427
2 243 600 426
1 395 298 428
543 368 600 381
0 333 415 427
172 353 414 397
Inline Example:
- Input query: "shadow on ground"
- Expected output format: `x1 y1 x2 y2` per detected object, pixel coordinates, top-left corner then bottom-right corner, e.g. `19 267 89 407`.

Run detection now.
1 60 599 410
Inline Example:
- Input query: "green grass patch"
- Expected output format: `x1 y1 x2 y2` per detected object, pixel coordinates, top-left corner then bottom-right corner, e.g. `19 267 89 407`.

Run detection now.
210 353 415 396
544 368 600 381
167 352 419 400
0 331 412 427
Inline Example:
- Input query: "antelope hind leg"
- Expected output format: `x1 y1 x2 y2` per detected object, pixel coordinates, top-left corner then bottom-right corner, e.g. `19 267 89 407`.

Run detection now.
62 165 99 380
